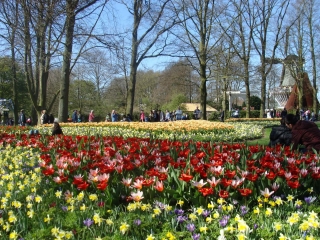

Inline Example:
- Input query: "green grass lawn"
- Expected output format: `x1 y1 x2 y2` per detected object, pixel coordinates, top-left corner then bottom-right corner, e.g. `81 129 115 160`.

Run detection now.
246 127 272 146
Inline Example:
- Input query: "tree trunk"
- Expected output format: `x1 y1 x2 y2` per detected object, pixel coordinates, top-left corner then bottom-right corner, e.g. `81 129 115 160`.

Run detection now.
58 1 77 122
244 61 251 118
199 64 207 120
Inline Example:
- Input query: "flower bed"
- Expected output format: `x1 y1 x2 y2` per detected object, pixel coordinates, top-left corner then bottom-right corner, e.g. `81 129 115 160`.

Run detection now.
21 120 278 142
0 123 319 239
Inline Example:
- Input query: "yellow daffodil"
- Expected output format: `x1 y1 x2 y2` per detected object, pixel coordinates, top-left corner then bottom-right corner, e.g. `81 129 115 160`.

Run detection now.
177 200 184 207
279 233 288 240
89 194 98 201
146 234 155 240
196 207 204 215
153 207 161 216
55 190 62 198
9 230 18 240
299 220 310 231
166 232 176 240
44 214 52 223
106 219 113 225
51 227 60 236
206 216 213 223
35 195 42 203
189 213 198 221
93 213 102 226
119 222 129 234
199 225 208 233
217 198 225 205
65 231 73 239
265 208 272 216
80 204 86 211
77 191 84 201
27 209 34 218
208 202 215 209
273 222 282 231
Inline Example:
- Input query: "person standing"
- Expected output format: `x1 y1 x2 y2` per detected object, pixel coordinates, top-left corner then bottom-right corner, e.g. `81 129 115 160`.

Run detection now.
19 109 26 126
280 107 287 119
140 110 145 122
175 107 183 120
159 110 165 122
49 113 54 123
89 110 95 122
111 110 118 122
165 110 171 121
72 110 78 123
220 109 225 122
40 110 49 124
77 111 82 122
194 106 201 120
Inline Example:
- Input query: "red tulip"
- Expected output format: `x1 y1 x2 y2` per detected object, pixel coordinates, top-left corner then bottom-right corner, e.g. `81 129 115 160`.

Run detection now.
199 187 214 197
219 190 229 198
179 173 193 182
42 166 55 176
225 169 236 179
220 178 232 187
97 181 108 191
76 181 89 190
238 188 252 197
286 180 300 189
245 173 258 182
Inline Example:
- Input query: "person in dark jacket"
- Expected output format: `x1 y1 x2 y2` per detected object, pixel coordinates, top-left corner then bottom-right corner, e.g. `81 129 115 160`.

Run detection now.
269 118 292 147
72 110 78 123
19 109 27 126
280 107 287 119
285 113 320 152
52 122 63 135
220 109 225 122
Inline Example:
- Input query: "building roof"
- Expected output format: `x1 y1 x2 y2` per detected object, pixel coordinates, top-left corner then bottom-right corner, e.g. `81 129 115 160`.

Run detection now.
181 103 217 112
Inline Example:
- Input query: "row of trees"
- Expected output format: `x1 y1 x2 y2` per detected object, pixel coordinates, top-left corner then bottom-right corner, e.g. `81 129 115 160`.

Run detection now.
0 0 319 123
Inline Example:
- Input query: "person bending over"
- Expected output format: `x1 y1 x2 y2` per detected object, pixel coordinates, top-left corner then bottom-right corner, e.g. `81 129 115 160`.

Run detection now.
285 113 320 152
269 118 292 147
52 122 63 136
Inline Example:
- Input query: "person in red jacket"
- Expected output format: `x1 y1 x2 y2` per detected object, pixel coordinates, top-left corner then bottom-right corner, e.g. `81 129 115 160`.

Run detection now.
285 113 320 152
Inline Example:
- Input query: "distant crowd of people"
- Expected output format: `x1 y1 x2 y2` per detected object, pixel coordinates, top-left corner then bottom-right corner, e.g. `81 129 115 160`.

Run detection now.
19 108 63 137
137 106 203 122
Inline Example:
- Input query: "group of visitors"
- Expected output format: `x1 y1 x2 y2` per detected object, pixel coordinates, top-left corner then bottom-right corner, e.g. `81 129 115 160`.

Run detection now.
139 107 194 122
296 108 317 121
269 107 320 152
71 110 83 123
40 110 55 124
18 109 55 126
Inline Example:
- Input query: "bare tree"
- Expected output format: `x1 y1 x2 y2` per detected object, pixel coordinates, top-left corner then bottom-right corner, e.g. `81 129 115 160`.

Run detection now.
58 0 108 122
118 0 178 116
20 0 64 123
81 49 113 100
251 0 291 117
172 0 226 119
304 0 319 114
0 0 20 123
221 0 257 117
